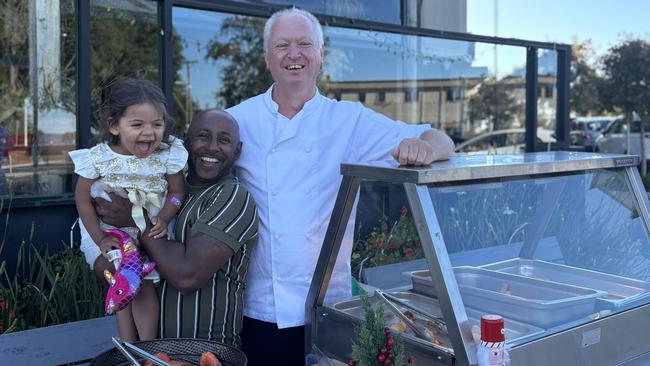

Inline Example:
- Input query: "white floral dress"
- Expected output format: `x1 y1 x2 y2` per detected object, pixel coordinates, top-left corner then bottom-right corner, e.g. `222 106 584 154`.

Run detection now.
69 136 188 269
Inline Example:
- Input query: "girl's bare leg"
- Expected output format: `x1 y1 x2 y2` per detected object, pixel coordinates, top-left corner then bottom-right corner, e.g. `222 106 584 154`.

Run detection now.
131 280 159 340
115 304 138 342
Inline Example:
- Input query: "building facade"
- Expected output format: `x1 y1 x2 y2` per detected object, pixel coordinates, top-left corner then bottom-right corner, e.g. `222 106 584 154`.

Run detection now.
0 0 569 257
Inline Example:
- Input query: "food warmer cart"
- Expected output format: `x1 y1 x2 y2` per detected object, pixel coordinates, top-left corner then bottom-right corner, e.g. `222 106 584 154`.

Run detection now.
305 152 650 366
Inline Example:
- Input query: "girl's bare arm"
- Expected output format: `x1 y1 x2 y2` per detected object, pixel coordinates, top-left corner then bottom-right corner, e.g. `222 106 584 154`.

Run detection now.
156 172 185 224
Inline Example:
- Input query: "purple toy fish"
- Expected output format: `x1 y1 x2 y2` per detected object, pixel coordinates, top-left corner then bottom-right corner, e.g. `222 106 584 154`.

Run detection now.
103 228 156 314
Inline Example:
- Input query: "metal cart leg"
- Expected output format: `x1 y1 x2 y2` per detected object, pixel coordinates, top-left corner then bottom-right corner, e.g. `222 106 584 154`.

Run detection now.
305 176 362 360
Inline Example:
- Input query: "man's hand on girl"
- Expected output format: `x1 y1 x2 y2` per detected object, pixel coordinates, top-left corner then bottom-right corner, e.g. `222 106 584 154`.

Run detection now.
94 193 136 228
98 235 120 257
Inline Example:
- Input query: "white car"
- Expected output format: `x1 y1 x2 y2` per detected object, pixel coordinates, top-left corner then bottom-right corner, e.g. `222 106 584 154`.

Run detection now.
455 128 556 155
570 116 618 152
594 118 650 158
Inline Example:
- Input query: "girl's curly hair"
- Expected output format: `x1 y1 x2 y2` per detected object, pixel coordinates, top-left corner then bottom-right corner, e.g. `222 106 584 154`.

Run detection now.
98 78 173 148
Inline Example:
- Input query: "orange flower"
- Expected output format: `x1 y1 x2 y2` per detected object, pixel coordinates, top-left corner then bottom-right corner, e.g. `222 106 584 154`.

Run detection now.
0 300 14 333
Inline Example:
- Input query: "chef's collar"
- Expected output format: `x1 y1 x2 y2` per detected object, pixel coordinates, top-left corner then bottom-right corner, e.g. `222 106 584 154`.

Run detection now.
264 84 322 116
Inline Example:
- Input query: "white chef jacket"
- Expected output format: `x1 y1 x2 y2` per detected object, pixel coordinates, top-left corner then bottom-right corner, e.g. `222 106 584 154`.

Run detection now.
227 86 430 328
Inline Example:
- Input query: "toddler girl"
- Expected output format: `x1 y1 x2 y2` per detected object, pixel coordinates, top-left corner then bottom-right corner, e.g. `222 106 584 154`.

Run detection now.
69 78 187 341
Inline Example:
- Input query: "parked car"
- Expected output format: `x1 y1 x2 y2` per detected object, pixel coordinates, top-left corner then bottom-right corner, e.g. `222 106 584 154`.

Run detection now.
594 117 650 159
455 128 556 155
570 116 618 152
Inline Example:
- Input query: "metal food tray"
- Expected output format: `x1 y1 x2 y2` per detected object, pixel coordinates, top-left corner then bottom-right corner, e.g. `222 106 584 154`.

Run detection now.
330 291 544 347
408 267 606 328
480 258 650 309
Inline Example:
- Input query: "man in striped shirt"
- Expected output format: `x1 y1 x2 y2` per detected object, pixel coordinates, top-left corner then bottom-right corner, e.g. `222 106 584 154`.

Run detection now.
96 109 258 347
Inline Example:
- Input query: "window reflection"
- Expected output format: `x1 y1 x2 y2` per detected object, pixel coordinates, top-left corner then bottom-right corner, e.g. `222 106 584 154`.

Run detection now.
172 8 268 119
0 0 76 197
89 0 159 138
538 50 558 143
325 32 532 154
230 0 402 24
172 7 553 159
323 28 481 135
428 169 650 281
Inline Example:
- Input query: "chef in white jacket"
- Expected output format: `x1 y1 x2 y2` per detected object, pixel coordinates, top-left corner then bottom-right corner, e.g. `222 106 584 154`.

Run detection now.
226 7 455 366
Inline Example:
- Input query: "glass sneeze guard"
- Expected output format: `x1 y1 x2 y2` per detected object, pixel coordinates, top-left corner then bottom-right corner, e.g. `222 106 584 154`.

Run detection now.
307 152 650 366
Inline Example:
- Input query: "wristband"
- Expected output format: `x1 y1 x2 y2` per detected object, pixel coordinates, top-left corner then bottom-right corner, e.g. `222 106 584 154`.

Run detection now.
167 194 182 207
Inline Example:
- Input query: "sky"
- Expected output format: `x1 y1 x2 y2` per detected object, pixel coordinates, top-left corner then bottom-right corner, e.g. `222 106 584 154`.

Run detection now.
467 0 650 59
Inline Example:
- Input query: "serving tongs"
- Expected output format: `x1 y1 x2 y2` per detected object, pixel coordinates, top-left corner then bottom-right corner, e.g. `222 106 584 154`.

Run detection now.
111 337 173 366
375 290 448 337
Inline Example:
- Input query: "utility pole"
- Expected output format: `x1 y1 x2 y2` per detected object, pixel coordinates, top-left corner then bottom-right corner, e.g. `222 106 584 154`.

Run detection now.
183 60 197 124
493 0 499 132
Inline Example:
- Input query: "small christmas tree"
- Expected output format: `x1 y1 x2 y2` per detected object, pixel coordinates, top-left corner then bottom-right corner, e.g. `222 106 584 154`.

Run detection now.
349 292 415 366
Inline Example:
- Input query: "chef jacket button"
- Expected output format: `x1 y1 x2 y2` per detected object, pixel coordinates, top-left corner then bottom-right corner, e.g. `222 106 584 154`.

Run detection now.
272 190 278 196
271 148 276 153
305 233 311 238
305 147 312 153
306 189 312 194
274 234 279 239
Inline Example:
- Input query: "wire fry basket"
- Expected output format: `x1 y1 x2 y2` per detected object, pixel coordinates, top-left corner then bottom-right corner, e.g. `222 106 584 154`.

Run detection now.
90 338 247 366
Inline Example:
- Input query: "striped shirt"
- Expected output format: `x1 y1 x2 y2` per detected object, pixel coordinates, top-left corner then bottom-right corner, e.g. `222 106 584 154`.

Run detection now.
158 174 258 347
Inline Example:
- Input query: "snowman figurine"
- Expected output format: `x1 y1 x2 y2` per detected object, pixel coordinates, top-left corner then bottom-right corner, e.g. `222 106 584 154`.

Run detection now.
477 314 510 366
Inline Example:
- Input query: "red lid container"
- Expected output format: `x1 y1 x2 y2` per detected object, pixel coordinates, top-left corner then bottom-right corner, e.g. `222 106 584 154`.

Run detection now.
480 314 505 342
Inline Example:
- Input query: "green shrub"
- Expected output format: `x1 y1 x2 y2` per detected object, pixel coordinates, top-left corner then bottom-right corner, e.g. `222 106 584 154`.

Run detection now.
352 206 423 273
0 241 105 333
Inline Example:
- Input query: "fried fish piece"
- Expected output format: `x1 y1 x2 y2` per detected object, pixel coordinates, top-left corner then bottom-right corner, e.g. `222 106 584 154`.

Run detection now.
199 351 222 366
499 283 512 296
390 320 408 333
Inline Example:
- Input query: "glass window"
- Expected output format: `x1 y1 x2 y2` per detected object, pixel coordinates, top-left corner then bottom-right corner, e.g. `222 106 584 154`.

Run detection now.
404 89 416 103
230 0 402 24
0 0 77 198
538 50 557 146
89 0 160 139
464 44 526 139
376 91 386 104
172 8 532 151
170 7 544 249
585 120 609 131
611 120 625 134
446 87 461 102
544 85 553 98
455 130 526 154
353 182 425 281
172 9 267 114
322 29 529 150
